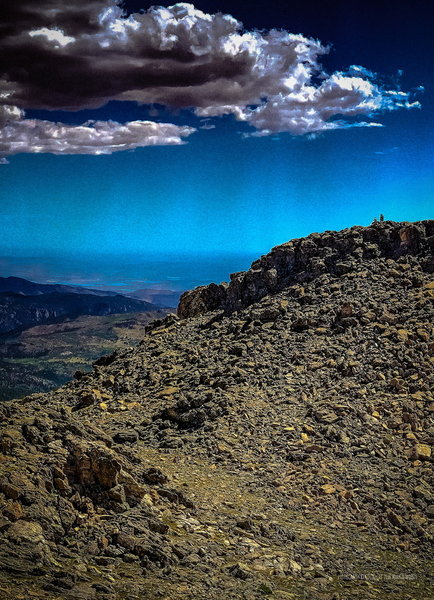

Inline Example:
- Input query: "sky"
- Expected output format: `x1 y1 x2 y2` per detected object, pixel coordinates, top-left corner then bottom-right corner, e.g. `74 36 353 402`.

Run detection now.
0 0 433 265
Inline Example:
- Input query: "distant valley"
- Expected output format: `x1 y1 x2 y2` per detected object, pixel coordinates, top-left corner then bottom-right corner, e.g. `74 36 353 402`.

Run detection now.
0 276 170 400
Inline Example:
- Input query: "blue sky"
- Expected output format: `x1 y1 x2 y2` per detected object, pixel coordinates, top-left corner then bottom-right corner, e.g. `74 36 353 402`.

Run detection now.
0 0 432 262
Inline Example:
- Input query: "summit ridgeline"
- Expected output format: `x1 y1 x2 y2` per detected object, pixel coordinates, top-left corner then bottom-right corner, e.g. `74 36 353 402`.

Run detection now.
0 220 433 600
178 220 434 318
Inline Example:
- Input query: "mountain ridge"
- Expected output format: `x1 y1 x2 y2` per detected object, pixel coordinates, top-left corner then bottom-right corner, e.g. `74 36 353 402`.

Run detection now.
0 277 180 309
179 219 434 318
0 289 159 336
0 276 120 297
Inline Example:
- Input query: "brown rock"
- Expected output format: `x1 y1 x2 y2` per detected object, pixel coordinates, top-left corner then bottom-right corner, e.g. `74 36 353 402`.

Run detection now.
0 429 22 454
387 511 404 528
3 501 24 521
7 520 44 543
413 444 432 460
320 484 336 495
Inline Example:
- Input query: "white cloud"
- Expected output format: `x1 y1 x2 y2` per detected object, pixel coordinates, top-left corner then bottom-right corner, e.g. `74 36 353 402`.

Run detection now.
0 1 422 158
29 28 75 47
0 107 195 157
0 104 24 126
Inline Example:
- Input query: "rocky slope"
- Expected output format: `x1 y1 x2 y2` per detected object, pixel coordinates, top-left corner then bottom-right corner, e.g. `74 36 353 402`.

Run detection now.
0 220 433 600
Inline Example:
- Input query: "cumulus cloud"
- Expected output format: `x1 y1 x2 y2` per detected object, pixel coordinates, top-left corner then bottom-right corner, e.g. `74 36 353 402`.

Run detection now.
0 105 195 156
0 1 421 159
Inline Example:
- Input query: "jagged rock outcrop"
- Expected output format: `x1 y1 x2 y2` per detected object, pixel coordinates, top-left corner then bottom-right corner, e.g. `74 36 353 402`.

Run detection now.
0 220 433 600
178 220 434 318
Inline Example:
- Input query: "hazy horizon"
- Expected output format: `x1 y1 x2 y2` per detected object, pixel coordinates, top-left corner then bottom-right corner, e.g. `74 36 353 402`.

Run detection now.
0 251 259 294
1 212 431 294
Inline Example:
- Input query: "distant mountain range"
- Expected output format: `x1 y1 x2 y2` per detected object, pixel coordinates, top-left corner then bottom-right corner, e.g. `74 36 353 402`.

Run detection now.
0 276 161 335
0 276 119 297
0 276 180 308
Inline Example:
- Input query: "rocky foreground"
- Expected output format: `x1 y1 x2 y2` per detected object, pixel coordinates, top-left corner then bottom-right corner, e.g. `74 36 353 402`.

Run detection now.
0 220 433 600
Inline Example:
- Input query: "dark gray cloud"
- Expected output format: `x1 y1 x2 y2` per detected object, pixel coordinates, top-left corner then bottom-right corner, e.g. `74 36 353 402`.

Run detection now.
0 1 112 37
0 1 420 158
